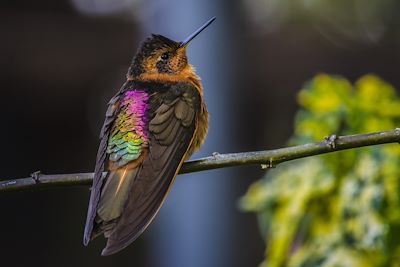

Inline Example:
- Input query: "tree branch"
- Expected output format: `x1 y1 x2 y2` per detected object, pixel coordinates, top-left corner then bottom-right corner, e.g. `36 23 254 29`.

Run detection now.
1 129 400 193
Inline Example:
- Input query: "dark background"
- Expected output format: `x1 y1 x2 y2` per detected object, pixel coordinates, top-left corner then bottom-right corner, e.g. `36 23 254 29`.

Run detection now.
1 0 400 266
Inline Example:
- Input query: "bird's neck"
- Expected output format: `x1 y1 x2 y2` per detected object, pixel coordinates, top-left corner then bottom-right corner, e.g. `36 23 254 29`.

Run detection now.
128 65 203 95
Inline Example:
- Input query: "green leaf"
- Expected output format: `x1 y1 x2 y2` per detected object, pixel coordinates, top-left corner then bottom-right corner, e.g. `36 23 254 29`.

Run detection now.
241 74 400 267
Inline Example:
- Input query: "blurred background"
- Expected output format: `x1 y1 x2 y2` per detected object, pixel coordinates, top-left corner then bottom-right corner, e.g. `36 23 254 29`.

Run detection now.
1 0 400 266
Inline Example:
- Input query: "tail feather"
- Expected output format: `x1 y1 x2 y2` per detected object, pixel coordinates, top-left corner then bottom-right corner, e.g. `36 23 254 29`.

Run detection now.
97 168 138 222
91 167 139 240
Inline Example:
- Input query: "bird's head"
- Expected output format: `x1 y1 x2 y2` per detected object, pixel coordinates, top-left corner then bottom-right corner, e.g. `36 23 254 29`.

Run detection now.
129 34 187 77
128 17 215 81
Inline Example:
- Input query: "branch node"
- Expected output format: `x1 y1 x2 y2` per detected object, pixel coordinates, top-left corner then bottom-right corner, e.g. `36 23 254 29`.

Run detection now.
261 164 268 169
261 158 276 169
325 134 338 149
395 128 400 144
30 171 42 184
268 158 276 168
212 152 220 158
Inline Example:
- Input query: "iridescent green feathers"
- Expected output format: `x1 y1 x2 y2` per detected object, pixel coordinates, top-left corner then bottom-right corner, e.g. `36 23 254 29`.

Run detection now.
107 91 149 167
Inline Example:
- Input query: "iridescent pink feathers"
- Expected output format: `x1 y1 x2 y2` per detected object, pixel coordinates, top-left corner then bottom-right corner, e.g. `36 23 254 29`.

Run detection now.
107 91 149 167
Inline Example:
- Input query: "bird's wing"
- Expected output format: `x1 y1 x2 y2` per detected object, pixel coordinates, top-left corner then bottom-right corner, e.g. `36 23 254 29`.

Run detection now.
101 82 199 255
83 86 123 246
84 82 200 255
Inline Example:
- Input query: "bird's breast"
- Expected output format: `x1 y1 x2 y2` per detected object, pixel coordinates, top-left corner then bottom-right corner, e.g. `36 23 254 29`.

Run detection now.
186 87 208 158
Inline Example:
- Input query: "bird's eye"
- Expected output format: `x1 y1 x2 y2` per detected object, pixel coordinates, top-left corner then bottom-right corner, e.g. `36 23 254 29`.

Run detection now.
161 52 170 60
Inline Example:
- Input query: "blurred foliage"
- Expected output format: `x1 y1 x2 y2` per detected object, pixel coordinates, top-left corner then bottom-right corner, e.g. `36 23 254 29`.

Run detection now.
241 74 400 267
243 0 400 44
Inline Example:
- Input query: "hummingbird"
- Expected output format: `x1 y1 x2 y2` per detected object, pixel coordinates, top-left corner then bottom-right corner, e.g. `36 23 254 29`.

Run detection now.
83 17 215 256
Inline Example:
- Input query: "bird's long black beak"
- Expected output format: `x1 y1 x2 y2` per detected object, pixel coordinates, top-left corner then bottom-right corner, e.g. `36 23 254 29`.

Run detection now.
179 17 216 48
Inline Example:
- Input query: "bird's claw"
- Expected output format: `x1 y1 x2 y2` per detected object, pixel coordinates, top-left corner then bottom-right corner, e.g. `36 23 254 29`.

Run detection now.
30 171 42 184
325 134 338 149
